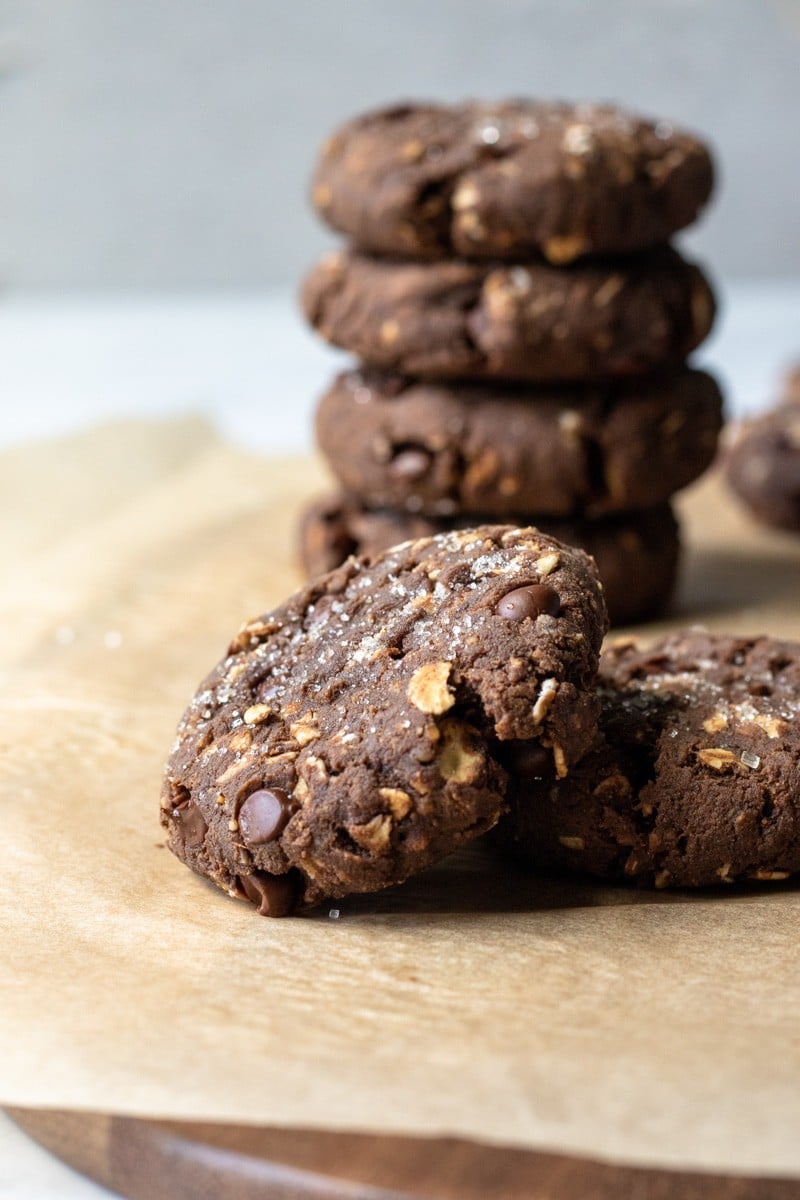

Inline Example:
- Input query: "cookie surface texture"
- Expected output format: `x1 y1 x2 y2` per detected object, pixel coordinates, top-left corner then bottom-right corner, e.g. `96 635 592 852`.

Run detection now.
162 527 607 913
312 101 714 262
302 249 715 382
500 632 800 887
315 369 722 516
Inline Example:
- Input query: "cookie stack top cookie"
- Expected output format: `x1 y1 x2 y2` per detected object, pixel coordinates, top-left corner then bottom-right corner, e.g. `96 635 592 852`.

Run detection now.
311 100 713 264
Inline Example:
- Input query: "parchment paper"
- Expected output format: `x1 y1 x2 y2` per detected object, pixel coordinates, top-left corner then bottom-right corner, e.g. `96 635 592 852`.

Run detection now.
2 418 800 1174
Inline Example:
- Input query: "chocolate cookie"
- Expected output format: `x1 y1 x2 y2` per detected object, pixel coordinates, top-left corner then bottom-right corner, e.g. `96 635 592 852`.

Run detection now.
725 404 800 531
498 632 800 888
302 249 715 382
312 101 714 263
315 369 722 517
299 496 680 627
162 527 607 915
782 364 800 405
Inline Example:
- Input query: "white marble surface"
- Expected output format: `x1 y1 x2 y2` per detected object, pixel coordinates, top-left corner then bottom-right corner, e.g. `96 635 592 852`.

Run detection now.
0 288 341 453
0 1112 114 1199
1 281 799 1198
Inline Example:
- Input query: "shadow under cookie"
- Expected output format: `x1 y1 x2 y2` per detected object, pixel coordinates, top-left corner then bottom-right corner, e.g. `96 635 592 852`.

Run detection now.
300 842 800 921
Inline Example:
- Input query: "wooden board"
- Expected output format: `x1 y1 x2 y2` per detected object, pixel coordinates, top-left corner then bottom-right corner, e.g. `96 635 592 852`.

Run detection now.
2 418 800 1198
7 1108 800 1199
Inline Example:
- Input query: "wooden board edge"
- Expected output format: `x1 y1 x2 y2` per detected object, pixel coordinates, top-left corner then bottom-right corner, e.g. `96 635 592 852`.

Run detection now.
6 1107 800 1200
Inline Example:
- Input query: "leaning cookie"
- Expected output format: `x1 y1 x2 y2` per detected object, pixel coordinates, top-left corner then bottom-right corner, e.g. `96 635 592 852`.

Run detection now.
162 527 607 915
299 495 681 627
725 405 800 532
315 369 722 517
312 100 714 263
302 249 715 383
497 632 800 888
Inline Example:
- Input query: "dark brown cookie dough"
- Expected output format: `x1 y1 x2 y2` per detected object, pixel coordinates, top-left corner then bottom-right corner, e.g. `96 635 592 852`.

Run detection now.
498 632 800 888
315 369 722 517
312 101 714 263
302 249 715 383
299 495 680 628
725 404 800 531
162 527 607 915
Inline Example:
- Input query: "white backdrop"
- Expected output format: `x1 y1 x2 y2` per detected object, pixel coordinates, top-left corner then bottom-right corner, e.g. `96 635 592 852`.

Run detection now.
0 0 799 288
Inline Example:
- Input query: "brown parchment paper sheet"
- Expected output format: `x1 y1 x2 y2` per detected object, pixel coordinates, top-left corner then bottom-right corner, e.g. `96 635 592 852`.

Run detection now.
1 418 800 1174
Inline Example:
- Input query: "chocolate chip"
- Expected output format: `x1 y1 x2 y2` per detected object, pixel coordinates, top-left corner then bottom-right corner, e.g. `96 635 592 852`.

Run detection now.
498 740 552 780
495 584 560 620
239 788 294 845
239 870 299 917
173 801 207 849
389 447 432 481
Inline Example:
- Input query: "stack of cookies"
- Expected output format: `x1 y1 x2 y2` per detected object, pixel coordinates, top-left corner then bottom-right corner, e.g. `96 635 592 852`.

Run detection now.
300 100 724 624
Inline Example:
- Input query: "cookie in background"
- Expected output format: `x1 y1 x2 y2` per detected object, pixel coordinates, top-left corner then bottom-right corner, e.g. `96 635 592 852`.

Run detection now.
725 364 800 532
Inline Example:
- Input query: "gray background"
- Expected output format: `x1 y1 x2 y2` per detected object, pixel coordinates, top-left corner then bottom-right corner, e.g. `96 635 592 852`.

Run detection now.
1 0 798 289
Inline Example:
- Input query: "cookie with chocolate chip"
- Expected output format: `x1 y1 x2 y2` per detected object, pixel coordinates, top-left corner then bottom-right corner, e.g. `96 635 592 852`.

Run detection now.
302 248 715 383
725 403 800 532
315 369 722 517
312 101 714 263
162 527 607 915
299 495 681 627
498 632 800 888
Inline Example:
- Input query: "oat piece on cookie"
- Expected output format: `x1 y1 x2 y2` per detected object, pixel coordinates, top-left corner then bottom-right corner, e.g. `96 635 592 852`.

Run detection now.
499 632 800 887
162 527 607 915
312 101 714 262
